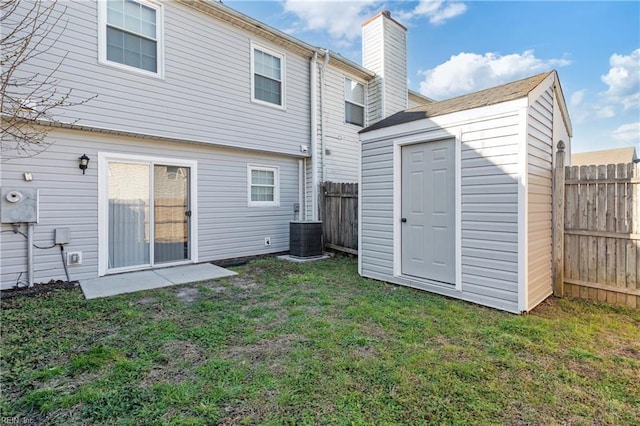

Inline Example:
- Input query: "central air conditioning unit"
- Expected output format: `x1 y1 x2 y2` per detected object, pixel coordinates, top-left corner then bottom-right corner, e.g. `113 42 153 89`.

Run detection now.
289 221 323 258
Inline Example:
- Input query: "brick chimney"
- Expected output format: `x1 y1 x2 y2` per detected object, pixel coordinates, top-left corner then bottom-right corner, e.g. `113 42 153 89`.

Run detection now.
362 11 408 123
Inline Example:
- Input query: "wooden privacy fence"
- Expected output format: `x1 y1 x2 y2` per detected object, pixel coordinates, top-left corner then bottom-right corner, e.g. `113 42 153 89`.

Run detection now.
319 182 358 254
553 143 639 308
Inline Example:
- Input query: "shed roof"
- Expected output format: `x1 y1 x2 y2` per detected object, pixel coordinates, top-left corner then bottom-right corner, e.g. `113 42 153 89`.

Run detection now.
361 71 553 133
572 147 638 166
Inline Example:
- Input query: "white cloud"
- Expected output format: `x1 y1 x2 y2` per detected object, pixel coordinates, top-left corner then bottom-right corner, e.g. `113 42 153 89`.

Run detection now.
282 0 380 42
418 50 571 99
611 122 640 143
600 49 640 110
594 105 615 119
395 0 467 25
570 89 586 108
282 0 466 45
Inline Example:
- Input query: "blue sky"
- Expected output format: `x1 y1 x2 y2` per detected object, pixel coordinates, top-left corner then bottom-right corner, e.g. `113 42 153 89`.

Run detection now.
226 0 639 154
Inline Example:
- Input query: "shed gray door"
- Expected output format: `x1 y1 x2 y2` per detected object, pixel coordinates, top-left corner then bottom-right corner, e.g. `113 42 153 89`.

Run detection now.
401 139 455 283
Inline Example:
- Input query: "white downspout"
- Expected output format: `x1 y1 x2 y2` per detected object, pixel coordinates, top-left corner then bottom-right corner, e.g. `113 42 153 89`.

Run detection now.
298 159 304 220
310 52 319 221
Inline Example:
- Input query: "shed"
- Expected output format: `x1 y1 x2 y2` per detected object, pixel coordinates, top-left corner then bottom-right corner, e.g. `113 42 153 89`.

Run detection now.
358 71 572 313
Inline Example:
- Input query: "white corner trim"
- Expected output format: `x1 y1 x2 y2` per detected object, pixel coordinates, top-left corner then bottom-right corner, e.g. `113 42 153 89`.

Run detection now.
455 130 462 292
98 152 108 276
517 106 529 312
392 141 402 277
358 141 363 275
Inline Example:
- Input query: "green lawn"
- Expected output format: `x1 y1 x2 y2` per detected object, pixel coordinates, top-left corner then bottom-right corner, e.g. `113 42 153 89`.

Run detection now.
1 256 639 425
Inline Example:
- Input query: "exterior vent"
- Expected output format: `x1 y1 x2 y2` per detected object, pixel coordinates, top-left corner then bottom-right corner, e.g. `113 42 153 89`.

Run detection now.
289 221 323 258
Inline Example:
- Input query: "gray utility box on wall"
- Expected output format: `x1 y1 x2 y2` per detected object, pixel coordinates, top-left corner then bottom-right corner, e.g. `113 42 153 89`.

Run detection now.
0 188 39 223
289 221 323 258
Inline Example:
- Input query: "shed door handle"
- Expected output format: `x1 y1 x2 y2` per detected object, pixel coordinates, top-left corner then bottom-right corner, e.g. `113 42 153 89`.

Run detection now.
401 218 407 223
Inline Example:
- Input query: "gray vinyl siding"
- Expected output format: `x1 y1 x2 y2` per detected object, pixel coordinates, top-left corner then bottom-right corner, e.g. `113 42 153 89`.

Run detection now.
360 139 395 274
319 66 365 183
7 0 310 157
367 77 384 125
0 128 300 290
527 87 554 309
360 108 523 313
460 113 520 310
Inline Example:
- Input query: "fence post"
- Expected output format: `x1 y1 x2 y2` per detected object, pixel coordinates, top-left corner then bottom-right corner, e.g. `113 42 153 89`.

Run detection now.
552 141 566 297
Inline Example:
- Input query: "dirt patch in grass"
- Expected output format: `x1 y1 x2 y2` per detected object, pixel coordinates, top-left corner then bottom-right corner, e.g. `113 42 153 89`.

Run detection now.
350 345 379 360
142 340 204 386
0 280 79 299
175 287 201 304
133 296 159 306
221 334 299 374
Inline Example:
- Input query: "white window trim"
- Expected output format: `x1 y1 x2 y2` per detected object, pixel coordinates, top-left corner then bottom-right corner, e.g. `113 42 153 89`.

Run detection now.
247 164 280 207
98 0 165 79
344 77 365 127
250 41 286 110
98 152 198 276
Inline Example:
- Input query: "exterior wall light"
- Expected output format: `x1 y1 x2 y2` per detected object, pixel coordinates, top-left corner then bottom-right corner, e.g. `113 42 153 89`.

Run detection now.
79 154 90 174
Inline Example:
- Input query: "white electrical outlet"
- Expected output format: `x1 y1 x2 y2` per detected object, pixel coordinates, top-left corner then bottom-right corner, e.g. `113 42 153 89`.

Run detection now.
264 237 271 247
67 251 82 265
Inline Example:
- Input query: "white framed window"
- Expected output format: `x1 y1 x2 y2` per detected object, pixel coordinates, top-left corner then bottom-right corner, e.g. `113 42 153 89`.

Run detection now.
251 42 285 109
345 77 365 127
248 165 280 207
99 0 164 78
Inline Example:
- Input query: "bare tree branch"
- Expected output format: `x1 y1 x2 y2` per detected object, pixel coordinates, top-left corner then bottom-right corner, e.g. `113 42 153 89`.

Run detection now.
1 0 96 161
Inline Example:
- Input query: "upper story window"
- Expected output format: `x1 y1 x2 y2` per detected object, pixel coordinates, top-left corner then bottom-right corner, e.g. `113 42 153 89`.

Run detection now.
251 43 285 108
248 165 280 207
345 78 365 127
100 0 163 77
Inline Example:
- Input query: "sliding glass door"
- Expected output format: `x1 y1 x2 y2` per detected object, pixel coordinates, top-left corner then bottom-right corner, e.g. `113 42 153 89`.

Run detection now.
106 160 191 272
153 165 189 264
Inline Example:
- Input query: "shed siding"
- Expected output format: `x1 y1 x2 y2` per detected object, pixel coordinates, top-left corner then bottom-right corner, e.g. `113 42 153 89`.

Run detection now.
0 129 299 290
5 1 310 158
527 87 554 309
361 139 395 272
361 110 522 313
460 114 520 310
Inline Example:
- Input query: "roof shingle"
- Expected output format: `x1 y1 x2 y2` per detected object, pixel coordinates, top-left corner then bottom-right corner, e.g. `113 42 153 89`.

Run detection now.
361 71 553 133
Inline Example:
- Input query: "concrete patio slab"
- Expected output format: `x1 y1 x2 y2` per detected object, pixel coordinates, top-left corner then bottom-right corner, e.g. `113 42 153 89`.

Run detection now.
80 263 237 299
277 254 330 263
154 263 236 285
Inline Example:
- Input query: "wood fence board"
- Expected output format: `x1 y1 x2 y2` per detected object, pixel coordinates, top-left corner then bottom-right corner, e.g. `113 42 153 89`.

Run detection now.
595 166 607 300
320 182 358 253
560 160 638 309
606 238 617 304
